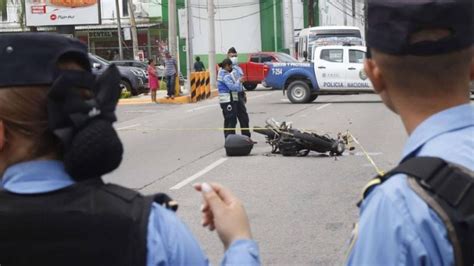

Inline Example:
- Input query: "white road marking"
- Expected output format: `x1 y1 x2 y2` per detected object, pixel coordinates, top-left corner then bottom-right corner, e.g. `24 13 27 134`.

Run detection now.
170 158 228 190
344 152 383 157
116 124 141 131
125 110 157 114
316 103 331 110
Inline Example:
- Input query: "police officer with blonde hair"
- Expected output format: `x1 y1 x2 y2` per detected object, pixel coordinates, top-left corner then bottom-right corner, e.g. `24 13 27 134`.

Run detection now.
0 33 260 265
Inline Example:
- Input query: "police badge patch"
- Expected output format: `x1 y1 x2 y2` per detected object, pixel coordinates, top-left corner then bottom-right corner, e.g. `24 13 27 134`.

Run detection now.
359 69 368 80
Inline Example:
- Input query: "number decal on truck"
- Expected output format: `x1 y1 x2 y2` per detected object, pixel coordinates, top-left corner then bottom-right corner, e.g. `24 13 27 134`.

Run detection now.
272 68 283 76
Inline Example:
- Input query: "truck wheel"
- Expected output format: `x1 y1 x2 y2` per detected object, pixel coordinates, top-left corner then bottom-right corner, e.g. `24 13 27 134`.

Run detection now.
243 83 258 91
287 81 311 103
120 80 137 96
309 94 319 102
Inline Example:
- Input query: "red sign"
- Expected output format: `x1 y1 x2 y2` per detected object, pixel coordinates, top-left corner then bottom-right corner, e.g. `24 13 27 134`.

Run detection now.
50 14 57 20
31 5 46 14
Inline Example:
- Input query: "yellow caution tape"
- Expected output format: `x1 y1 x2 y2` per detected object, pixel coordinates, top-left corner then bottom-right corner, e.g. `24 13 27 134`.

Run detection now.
348 132 385 176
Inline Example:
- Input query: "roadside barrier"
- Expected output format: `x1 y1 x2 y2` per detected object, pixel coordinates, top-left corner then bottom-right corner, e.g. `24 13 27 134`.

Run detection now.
191 71 211 103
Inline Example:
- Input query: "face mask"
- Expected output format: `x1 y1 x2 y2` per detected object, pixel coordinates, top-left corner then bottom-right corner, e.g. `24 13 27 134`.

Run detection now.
230 57 238 65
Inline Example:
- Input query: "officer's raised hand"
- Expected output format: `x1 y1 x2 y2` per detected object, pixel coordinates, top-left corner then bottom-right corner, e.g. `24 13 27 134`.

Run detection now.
194 182 252 250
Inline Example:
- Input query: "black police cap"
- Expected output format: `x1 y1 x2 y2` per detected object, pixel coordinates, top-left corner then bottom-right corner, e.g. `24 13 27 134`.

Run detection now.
227 47 237 54
0 33 91 88
367 0 473 56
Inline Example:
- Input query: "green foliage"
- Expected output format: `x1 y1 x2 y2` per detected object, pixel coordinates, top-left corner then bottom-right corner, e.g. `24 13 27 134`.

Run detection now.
121 90 132 99
0 0 8 21
160 80 167 91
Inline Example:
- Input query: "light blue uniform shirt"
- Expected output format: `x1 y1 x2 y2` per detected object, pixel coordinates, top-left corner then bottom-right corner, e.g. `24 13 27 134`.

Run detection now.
217 68 242 94
347 104 474 265
1 161 261 266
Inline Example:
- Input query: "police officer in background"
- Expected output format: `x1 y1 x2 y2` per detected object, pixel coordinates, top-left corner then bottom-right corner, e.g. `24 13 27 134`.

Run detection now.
346 0 473 265
0 33 260 265
227 47 252 139
217 58 243 139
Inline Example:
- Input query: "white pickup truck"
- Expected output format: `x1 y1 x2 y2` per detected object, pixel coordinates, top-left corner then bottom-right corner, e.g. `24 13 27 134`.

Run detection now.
263 45 374 103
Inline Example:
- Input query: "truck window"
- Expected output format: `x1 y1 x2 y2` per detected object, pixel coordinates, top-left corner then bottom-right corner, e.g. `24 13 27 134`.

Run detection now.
261 56 274 63
250 56 260 63
320 49 344 63
349 50 365 64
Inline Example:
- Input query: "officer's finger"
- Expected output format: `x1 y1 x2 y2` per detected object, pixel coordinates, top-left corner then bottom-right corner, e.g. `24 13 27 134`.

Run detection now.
201 183 225 212
209 183 238 205
193 183 203 192
200 203 210 213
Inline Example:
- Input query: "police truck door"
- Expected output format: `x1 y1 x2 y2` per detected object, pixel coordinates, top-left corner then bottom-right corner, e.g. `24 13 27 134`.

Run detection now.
315 48 346 90
346 48 373 91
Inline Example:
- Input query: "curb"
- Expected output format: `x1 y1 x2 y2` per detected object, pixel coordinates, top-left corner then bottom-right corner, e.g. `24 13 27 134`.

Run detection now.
118 98 153 105
118 89 218 105
156 95 191 104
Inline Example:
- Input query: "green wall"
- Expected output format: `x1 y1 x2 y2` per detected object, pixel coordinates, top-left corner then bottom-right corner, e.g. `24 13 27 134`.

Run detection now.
259 0 284 52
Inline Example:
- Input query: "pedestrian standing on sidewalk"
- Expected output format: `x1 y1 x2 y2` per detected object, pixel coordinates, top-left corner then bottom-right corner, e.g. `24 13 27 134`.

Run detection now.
164 50 177 99
227 47 252 139
147 59 159 103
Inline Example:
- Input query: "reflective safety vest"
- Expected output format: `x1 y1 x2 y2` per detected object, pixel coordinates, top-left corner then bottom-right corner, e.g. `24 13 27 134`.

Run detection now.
217 68 239 103
359 157 474 266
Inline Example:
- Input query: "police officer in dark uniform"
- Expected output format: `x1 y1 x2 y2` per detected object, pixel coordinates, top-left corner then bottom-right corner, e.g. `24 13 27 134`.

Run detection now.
0 33 260 265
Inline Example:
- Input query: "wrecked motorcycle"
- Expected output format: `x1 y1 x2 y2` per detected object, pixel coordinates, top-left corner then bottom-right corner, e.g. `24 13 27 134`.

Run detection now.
253 119 347 157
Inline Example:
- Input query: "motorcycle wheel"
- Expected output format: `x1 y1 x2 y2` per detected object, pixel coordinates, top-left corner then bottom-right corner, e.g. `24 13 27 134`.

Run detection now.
330 141 346 156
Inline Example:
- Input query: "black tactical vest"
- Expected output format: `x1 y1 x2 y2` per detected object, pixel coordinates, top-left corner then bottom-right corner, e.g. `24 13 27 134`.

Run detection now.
361 157 474 266
0 179 177 266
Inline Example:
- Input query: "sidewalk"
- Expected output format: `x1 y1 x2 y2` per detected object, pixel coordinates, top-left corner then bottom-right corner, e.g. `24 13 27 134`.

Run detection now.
119 84 219 105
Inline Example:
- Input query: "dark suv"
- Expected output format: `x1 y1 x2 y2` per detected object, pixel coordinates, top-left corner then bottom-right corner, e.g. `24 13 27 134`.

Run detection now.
89 54 148 95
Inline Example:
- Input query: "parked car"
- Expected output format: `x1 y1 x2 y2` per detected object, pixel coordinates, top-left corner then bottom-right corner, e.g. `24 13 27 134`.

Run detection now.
239 52 298 91
112 60 184 85
263 45 373 103
89 55 148 95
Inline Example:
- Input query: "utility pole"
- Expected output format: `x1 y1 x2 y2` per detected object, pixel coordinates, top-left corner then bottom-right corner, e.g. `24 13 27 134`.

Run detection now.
308 0 314 27
287 0 295 57
128 0 139 60
343 0 348 25
185 0 194 92
168 0 178 58
208 0 216 90
115 0 124 60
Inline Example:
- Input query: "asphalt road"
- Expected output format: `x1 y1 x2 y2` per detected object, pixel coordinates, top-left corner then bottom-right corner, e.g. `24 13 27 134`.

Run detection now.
107 88 409 265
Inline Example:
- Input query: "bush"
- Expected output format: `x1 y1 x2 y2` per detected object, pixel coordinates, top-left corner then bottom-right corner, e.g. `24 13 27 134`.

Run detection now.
160 80 167 91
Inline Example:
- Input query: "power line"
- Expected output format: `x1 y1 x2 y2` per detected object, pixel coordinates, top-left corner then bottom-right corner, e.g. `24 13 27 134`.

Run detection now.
191 1 277 21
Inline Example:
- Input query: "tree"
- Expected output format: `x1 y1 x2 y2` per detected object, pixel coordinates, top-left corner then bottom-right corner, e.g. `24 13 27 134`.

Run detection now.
1 0 8 21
